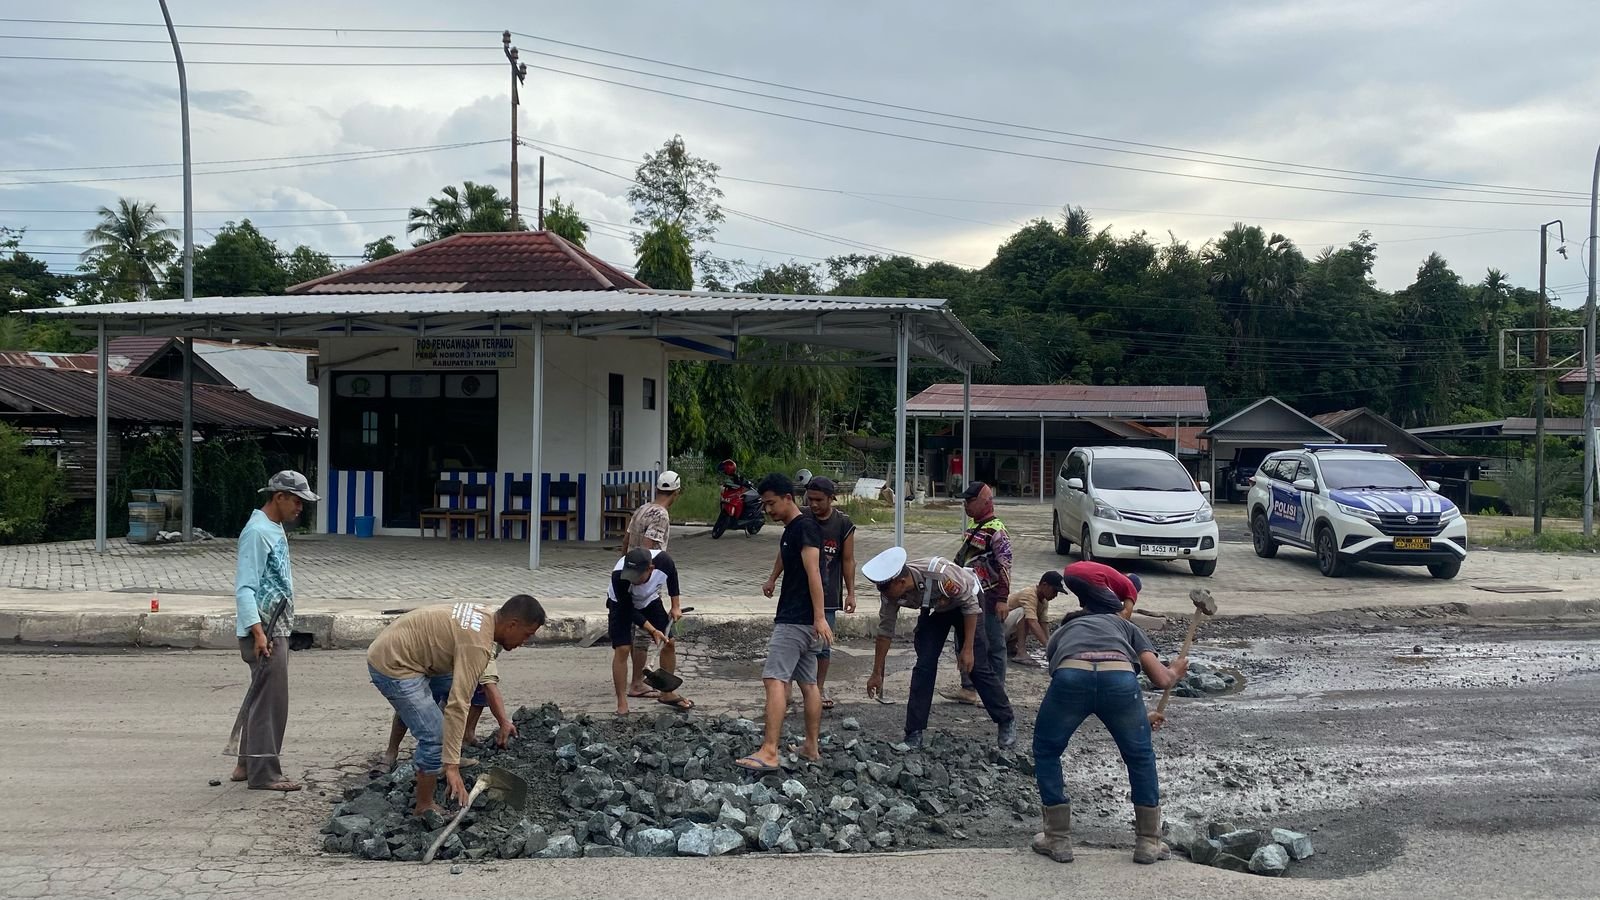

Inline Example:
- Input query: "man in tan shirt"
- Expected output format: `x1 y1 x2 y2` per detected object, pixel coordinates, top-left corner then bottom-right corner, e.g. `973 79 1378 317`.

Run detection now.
367 595 545 816
1003 571 1066 665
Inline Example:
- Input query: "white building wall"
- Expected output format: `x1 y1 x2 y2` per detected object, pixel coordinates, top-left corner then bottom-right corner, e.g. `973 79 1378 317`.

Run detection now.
316 334 666 542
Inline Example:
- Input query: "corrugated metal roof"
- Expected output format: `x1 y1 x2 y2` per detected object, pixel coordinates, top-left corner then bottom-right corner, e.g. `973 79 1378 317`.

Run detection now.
1503 416 1588 436
0 366 314 430
288 231 645 294
0 351 99 371
906 383 1209 418
106 336 172 372
192 341 317 419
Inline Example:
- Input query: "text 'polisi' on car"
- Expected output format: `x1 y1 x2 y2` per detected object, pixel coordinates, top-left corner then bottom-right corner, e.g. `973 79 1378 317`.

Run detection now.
1053 447 1220 576
1246 444 1467 579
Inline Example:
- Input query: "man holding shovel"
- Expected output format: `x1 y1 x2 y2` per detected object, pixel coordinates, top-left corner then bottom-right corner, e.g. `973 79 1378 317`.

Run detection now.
227 470 317 792
367 596 546 816
609 548 693 714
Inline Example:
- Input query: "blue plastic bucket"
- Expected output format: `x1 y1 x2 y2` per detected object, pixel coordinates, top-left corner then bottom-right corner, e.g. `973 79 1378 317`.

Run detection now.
353 515 375 538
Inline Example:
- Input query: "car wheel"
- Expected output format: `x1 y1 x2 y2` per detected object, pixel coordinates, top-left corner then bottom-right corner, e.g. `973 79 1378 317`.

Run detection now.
1080 525 1095 562
1428 558 1462 580
1190 559 1216 577
1316 526 1345 577
1054 513 1071 556
1250 511 1279 559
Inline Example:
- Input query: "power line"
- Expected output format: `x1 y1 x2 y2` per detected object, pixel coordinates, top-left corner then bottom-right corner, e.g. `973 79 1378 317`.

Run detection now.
0 141 494 175
0 141 497 187
0 17 1580 198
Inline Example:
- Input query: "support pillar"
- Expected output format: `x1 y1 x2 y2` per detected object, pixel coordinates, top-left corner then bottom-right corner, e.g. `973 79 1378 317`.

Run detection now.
962 370 972 528
182 337 194 540
893 317 909 547
529 321 545 569
1039 416 1046 502
95 321 108 553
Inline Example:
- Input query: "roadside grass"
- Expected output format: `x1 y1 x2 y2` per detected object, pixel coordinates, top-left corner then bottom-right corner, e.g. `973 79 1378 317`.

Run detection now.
1469 525 1600 553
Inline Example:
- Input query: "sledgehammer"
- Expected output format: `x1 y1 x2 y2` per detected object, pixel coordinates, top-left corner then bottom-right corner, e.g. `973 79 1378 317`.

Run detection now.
1154 588 1217 716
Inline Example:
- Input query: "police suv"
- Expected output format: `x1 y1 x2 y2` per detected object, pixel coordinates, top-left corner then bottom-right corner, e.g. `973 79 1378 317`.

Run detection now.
1246 445 1467 579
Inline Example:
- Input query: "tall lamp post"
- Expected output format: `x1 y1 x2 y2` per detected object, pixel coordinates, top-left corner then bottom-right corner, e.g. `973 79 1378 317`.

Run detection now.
1585 146 1599 536
1535 219 1565 535
159 0 195 541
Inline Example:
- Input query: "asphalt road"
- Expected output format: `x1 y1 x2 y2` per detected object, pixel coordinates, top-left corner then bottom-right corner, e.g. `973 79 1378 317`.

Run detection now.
3 617 1599 899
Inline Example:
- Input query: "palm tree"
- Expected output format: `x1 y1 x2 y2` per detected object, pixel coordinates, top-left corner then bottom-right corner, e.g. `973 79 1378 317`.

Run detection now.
1202 224 1305 394
81 199 178 301
406 181 516 244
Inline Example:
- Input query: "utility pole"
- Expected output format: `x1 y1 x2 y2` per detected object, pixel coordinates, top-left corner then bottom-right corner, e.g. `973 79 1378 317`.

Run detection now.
1535 219 1565 535
503 32 528 226
159 0 195 541
1586 145 1599 537
538 156 545 230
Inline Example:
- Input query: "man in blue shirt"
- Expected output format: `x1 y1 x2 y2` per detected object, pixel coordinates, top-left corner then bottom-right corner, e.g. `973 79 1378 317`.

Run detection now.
229 470 316 791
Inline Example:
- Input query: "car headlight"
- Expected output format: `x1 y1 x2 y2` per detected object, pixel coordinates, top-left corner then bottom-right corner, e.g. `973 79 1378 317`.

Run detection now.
1194 506 1215 523
1091 500 1123 521
1336 502 1381 523
1440 506 1461 522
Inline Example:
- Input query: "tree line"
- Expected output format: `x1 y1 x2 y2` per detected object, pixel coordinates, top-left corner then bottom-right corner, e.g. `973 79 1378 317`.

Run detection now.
0 135 1580 468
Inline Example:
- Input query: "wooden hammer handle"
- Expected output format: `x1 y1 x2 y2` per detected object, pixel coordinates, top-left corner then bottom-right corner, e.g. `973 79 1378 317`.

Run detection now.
1154 609 1203 715
421 779 489 865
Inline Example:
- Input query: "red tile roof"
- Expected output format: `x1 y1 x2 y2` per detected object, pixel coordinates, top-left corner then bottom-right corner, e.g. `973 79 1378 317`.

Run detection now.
0 365 314 430
907 383 1209 419
287 231 645 294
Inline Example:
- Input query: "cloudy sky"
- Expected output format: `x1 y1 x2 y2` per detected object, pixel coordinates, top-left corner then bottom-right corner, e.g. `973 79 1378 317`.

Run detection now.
3 0 1598 300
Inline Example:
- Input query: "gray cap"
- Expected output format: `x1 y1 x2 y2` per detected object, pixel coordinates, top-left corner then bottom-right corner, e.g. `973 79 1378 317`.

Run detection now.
262 470 318 502
620 548 654 584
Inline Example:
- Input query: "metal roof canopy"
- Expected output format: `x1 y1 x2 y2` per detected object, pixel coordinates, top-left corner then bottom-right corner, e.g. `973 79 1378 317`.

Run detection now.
35 288 998 372
907 383 1209 420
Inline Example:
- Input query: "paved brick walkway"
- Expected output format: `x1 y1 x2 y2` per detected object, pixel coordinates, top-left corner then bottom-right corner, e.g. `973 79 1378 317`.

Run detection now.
5 499 1600 623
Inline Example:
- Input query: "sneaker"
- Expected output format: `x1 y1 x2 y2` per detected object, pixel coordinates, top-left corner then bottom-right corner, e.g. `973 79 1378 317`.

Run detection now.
997 720 1018 749
903 730 924 750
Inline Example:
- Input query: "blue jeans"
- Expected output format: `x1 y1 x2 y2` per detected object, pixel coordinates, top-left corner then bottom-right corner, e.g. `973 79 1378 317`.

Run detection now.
1032 667 1159 808
369 665 452 774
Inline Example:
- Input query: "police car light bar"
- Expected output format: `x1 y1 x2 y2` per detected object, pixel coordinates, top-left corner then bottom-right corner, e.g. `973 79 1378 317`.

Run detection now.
1305 443 1386 453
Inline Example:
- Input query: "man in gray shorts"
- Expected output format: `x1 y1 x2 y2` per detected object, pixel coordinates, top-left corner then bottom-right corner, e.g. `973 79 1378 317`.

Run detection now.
737 473 833 772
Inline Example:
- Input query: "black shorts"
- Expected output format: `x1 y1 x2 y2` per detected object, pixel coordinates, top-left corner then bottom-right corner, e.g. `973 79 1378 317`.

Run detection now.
608 597 669 648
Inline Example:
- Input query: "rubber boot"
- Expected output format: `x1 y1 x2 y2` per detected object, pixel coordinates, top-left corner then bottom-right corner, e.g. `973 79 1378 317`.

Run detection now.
1132 805 1170 864
1031 803 1073 863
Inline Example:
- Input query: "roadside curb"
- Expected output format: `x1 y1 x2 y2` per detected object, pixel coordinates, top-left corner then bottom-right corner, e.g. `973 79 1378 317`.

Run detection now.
3 594 1599 649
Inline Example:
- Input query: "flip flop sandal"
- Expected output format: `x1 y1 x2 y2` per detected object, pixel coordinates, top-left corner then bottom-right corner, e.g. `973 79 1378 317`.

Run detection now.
820 697 837 710
657 696 695 711
733 755 780 773
628 689 661 699
249 781 303 792
785 744 822 763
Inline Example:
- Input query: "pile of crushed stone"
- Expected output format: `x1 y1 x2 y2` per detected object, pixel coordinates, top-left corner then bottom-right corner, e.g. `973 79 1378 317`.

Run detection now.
322 702 1037 861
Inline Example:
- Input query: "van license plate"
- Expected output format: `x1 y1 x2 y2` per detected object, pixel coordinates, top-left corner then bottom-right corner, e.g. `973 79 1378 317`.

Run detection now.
1140 544 1180 556
1393 538 1431 550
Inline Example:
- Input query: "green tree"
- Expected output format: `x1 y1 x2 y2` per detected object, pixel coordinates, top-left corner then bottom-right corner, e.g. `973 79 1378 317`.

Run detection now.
0 228 68 312
192 220 286 296
1203 224 1306 396
734 264 848 451
362 235 400 261
0 422 63 544
627 135 725 246
79 198 178 302
281 245 339 286
635 220 693 290
542 196 590 247
1391 253 1470 426
406 181 517 244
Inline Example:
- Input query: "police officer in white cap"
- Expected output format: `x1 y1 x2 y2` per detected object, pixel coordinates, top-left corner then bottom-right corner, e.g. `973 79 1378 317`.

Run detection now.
862 546 1017 749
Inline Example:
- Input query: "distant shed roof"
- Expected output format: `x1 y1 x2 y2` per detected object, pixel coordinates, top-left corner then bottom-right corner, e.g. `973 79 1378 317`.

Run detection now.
287 231 645 294
906 384 1209 419
0 365 314 430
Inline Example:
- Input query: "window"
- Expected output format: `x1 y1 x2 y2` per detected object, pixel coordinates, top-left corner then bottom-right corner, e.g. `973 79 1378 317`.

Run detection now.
1065 452 1087 484
643 377 657 411
608 373 624 469
1317 456 1425 491
360 411 379 446
1259 458 1284 481
1089 457 1195 492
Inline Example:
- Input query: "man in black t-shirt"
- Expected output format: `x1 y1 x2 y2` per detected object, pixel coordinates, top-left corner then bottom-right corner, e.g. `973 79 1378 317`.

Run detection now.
737 474 834 773
763 476 857 709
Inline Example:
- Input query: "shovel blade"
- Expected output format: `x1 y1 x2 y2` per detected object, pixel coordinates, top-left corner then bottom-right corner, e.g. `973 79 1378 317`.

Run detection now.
643 667 683 693
481 766 528 810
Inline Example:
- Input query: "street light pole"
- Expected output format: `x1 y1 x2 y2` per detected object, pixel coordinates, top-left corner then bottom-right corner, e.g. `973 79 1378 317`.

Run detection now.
1585 146 1599 537
1535 219 1564 535
159 0 195 540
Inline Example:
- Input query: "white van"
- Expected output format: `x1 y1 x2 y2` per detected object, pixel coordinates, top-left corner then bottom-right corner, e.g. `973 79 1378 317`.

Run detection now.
1052 446 1219 576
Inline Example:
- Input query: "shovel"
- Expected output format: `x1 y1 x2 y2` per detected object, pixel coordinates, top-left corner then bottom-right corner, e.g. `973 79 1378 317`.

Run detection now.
421 766 528 865
641 608 692 693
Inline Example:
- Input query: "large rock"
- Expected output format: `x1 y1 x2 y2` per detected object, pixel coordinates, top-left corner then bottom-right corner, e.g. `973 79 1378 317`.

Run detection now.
884 802 919 828
717 804 748 828
1271 828 1315 860
754 804 786 825
1188 837 1223 865
536 835 580 859
628 828 679 858
328 815 373 838
1164 820 1202 854
780 779 808 800
1249 843 1290 876
1214 829 1264 858
829 824 870 854
584 844 630 858
337 791 395 822
677 824 746 857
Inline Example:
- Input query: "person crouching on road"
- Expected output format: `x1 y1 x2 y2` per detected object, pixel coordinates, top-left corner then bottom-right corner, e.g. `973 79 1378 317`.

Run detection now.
1030 577 1187 866
379 652 513 774
609 547 692 715
863 547 1018 750
1003 571 1065 665
736 474 833 772
366 595 545 817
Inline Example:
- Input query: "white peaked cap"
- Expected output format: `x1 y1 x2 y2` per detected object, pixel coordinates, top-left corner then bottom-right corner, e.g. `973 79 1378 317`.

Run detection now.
862 546 909 584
